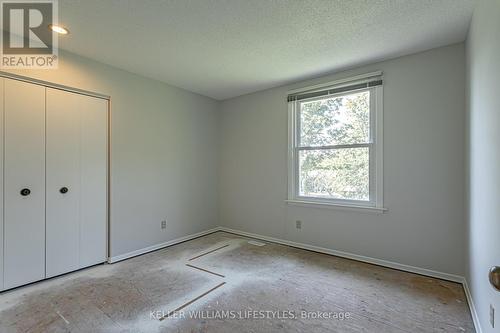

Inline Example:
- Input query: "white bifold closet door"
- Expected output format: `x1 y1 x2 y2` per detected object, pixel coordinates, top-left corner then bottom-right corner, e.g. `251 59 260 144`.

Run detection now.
45 88 107 278
3 79 47 289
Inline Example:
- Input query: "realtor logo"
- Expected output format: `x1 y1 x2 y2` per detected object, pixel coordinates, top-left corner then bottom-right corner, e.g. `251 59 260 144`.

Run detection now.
1 0 58 68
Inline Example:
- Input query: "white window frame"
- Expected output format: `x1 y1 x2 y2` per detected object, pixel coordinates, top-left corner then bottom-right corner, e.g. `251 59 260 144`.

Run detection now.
286 73 385 212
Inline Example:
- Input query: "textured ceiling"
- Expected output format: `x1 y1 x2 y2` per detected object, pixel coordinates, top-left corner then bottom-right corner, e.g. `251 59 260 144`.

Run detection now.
57 0 476 100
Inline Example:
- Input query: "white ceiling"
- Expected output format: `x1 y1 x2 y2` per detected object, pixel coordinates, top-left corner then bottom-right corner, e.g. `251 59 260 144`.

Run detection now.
58 0 476 100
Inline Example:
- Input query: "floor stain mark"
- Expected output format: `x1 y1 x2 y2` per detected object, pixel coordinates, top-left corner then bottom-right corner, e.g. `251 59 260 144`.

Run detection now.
159 282 226 321
248 240 266 247
188 244 230 261
185 263 225 278
55 310 70 324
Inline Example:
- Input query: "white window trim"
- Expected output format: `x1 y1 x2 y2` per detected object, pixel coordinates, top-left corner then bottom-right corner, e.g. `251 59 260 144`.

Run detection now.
287 75 385 213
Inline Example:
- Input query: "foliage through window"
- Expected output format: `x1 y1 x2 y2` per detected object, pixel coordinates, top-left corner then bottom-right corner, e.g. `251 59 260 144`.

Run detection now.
288 77 383 208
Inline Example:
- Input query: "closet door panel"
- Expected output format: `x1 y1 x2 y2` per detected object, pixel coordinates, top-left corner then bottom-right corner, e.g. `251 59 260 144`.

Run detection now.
46 89 107 275
4 79 46 289
78 95 107 267
45 88 80 278
0 79 4 290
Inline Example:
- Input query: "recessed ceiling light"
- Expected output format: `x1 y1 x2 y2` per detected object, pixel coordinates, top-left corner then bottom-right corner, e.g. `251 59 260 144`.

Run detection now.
49 24 69 35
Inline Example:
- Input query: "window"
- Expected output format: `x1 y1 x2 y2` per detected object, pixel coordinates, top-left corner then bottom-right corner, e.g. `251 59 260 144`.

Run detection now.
287 72 384 210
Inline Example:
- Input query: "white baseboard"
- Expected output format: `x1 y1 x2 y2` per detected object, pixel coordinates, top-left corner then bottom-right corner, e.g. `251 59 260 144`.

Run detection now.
462 278 483 333
107 225 463 282
217 226 463 283
108 227 220 263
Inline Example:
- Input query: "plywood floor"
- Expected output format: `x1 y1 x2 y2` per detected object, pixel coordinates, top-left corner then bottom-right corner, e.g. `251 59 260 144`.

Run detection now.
0 232 474 332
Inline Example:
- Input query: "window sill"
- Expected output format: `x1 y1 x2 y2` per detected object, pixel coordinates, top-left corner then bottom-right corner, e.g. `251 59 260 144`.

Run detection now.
285 199 387 214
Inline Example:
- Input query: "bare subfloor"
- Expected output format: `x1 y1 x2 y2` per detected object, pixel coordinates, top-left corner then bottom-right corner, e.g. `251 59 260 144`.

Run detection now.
0 232 474 332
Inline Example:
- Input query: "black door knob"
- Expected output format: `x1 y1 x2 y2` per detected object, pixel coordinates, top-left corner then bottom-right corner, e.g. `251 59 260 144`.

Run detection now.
60 187 69 194
20 188 31 196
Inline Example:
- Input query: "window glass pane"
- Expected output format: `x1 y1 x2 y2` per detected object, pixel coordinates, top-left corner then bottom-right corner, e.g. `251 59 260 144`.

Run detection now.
299 91 370 147
299 147 369 201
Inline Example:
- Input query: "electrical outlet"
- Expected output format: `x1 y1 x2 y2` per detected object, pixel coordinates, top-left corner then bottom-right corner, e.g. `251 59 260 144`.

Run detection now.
161 220 167 230
490 304 495 328
296 220 302 229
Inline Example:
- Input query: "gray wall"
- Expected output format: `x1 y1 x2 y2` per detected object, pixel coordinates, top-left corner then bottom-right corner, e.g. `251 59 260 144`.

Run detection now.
219 44 466 276
4 49 219 259
1 33 472 288
466 0 500 331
